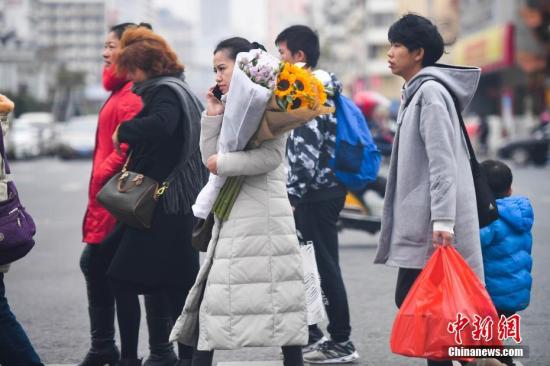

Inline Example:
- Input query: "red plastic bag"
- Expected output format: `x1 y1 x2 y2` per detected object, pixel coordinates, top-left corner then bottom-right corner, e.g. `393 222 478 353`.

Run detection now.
390 246 502 361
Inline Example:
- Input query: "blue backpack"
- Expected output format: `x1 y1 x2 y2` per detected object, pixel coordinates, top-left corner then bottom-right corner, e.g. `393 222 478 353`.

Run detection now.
330 93 381 191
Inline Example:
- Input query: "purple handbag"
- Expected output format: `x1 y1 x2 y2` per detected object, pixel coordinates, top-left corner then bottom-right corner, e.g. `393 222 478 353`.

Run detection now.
0 134 36 265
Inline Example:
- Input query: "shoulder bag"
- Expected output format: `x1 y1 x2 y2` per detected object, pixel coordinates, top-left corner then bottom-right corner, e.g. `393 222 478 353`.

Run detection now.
0 129 36 265
97 152 167 229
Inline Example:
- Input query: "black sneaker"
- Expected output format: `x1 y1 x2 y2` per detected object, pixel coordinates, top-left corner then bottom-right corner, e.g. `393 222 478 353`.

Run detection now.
303 339 360 364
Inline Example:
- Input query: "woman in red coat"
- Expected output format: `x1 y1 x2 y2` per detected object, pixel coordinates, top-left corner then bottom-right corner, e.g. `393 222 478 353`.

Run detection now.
79 22 142 366
79 23 180 366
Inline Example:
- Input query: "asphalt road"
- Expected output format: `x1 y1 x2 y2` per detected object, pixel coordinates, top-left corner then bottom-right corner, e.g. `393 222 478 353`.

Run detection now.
4 158 550 365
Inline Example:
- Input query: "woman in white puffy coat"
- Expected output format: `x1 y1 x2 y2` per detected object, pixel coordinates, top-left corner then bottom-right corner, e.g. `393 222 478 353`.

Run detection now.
170 38 308 366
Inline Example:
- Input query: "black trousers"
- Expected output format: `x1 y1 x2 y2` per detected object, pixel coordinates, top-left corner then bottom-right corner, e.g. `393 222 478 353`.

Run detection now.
396 268 471 366
80 244 115 309
496 310 516 366
0 273 44 366
294 196 350 343
191 346 303 366
110 278 194 360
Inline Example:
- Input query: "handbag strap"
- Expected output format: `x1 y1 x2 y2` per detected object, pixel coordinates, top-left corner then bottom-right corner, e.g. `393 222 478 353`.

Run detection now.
0 121 11 176
405 79 479 166
122 151 132 173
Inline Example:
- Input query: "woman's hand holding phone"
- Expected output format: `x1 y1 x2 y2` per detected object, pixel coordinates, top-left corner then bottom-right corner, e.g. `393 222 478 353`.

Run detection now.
206 85 225 116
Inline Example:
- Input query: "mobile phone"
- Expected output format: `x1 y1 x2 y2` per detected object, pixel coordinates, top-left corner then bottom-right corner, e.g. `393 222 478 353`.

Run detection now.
212 85 223 101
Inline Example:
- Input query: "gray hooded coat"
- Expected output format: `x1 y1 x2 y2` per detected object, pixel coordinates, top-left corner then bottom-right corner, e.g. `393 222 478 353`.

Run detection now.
374 65 484 281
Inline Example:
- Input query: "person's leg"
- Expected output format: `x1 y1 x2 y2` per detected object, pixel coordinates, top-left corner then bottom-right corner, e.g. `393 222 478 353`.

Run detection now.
143 292 177 366
495 310 517 366
282 345 304 366
294 205 328 348
301 320 327 354
296 197 350 343
190 350 214 366
297 197 361 363
79 244 119 366
394 267 422 308
110 278 141 361
0 273 44 366
395 268 456 366
427 360 453 366
165 286 194 362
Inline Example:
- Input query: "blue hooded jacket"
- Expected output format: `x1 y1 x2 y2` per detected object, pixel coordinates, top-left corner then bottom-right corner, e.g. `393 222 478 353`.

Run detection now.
480 196 534 311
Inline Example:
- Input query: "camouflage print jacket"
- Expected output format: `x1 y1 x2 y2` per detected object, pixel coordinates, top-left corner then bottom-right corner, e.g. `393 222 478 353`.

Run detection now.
287 71 346 207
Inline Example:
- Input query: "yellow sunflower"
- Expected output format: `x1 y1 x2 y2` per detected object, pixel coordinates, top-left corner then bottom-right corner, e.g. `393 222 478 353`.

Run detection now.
275 69 296 98
286 92 311 111
312 78 327 106
287 63 303 75
293 70 313 96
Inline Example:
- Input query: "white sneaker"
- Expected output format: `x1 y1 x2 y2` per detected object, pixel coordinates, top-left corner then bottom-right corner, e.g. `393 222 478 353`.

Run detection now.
303 339 360 364
302 336 328 355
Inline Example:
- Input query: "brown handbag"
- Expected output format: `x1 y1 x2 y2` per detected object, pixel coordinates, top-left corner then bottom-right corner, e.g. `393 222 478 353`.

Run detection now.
96 153 167 229
191 213 214 252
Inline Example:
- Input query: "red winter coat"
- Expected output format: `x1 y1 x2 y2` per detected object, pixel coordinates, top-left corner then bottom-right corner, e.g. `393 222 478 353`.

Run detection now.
82 66 142 244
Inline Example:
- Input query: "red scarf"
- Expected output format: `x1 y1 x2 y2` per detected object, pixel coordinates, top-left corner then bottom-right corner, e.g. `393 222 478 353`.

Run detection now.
102 65 129 91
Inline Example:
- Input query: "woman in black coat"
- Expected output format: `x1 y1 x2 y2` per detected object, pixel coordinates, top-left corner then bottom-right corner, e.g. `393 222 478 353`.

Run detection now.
105 26 206 366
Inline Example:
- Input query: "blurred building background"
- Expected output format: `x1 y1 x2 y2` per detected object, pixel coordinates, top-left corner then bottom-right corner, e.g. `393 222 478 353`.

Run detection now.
1 0 550 148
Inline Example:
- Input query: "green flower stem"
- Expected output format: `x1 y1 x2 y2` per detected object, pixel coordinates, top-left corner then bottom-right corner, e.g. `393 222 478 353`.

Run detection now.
213 176 246 221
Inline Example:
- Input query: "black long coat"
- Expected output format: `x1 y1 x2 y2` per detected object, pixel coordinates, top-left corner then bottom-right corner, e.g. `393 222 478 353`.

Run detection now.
103 84 199 291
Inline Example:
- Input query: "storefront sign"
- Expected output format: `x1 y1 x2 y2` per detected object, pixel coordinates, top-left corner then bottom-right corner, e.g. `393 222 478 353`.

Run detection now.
452 24 514 73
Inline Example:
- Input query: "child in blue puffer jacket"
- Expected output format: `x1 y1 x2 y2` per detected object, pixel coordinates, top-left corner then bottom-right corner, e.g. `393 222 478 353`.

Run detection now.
480 160 534 366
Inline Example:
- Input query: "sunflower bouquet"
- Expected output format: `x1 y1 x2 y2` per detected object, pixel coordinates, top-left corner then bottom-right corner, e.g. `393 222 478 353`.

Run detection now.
248 62 335 148
211 59 335 221
275 62 327 110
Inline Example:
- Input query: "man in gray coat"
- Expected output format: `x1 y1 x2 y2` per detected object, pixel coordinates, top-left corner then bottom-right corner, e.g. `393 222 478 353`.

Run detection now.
374 14 484 366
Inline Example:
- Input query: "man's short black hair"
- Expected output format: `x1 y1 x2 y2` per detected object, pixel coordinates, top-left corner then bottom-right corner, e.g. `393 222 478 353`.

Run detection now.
388 13 444 66
480 159 513 199
275 25 320 68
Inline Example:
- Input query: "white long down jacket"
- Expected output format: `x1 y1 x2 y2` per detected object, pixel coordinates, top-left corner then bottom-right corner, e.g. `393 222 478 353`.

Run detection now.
170 112 308 351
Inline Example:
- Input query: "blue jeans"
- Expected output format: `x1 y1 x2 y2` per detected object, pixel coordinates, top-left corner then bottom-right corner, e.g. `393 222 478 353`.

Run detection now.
0 273 43 366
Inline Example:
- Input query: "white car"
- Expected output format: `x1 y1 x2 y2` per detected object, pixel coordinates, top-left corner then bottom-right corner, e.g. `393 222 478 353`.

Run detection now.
55 115 97 159
6 112 57 159
6 122 42 160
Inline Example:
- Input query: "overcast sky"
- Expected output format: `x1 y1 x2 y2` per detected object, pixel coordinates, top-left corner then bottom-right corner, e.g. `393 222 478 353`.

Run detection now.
153 0 270 48
154 0 199 23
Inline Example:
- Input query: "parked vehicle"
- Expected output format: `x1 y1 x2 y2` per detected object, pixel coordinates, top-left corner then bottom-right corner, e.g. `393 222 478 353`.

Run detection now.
6 122 42 160
55 115 97 159
498 124 550 166
18 112 56 154
338 176 386 235
6 112 56 159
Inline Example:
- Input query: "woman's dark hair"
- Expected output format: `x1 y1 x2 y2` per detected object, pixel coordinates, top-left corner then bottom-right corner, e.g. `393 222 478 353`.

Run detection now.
275 25 320 68
388 13 444 67
480 159 513 199
109 22 152 40
117 27 184 78
214 37 265 60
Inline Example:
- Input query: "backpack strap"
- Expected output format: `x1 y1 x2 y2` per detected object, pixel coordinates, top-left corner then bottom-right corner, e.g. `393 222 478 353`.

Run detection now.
403 79 479 165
